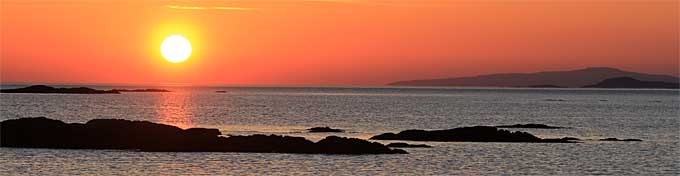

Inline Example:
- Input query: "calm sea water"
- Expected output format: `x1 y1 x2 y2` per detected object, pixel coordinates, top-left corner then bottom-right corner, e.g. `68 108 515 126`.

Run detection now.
1 85 678 175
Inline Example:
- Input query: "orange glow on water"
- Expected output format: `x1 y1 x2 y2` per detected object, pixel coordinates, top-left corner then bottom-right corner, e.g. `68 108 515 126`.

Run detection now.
155 93 194 129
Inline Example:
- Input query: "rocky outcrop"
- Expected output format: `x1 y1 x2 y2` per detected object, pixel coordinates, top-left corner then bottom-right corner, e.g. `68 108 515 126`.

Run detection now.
386 142 432 148
307 127 344 133
599 138 642 142
370 126 574 143
0 85 120 94
0 117 406 154
495 124 568 129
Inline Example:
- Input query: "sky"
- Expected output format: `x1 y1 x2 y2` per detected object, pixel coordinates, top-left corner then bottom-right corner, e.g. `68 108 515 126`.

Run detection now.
1 0 678 86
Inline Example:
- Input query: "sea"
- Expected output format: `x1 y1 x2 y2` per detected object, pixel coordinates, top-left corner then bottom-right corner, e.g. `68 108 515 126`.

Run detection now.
0 85 678 175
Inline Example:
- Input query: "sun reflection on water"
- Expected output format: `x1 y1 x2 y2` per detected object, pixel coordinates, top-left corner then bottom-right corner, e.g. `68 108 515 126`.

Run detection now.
155 92 194 129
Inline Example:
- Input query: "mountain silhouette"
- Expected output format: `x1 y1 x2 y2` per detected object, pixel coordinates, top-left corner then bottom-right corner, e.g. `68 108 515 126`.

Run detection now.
583 77 679 89
388 67 679 88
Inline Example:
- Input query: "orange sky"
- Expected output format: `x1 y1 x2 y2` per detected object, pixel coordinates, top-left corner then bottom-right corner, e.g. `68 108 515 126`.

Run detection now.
1 0 678 86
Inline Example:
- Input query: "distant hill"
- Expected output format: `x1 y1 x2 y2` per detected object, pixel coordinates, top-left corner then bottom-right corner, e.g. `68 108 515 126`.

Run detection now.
583 77 679 89
388 67 679 88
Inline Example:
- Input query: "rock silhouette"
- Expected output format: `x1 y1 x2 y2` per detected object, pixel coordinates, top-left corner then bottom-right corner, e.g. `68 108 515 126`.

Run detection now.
386 143 432 148
599 138 642 142
583 77 679 89
495 124 568 129
0 117 406 154
370 126 574 143
307 127 344 133
0 85 120 94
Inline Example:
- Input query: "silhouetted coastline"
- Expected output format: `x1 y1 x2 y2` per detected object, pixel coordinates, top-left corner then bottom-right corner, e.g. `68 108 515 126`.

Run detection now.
582 77 679 89
389 67 679 88
0 85 120 94
370 127 642 143
0 117 406 154
370 126 576 143
0 85 173 94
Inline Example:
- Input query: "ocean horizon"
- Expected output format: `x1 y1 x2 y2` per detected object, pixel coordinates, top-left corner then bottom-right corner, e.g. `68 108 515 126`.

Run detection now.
1 85 678 175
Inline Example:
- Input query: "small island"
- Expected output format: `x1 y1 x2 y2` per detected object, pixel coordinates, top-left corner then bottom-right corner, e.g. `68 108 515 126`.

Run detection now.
0 85 172 94
599 138 642 142
307 127 344 133
0 85 120 94
370 126 576 143
583 77 679 89
0 117 406 154
370 127 639 144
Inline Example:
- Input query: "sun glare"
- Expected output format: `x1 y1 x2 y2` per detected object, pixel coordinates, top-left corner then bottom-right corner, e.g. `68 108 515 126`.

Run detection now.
160 35 192 63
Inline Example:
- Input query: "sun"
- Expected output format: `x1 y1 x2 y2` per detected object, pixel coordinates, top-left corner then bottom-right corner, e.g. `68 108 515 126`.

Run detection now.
160 35 192 63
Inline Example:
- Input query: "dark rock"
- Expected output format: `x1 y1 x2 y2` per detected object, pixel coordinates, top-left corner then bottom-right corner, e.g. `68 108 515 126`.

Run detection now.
112 89 171 92
0 117 405 154
386 142 432 148
316 136 407 154
216 91 227 93
583 77 679 89
599 138 642 142
307 127 344 133
370 126 574 143
495 124 568 129
0 85 120 94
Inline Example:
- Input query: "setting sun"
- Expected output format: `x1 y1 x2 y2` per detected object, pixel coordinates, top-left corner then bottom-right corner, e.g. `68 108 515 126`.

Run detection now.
0 1 678 175
160 35 192 63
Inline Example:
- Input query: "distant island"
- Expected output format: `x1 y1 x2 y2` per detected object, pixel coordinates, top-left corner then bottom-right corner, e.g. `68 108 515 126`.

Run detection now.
369 126 577 143
370 126 641 143
389 67 679 88
0 85 120 94
0 85 171 94
583 77 680 89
